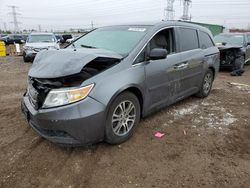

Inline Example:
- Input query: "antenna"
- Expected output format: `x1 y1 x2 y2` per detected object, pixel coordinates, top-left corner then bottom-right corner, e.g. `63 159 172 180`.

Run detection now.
165 0 175 20
8 5 21 32
181 0 192 21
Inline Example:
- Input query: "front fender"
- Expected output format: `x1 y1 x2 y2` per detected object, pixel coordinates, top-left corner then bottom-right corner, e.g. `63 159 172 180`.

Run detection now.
89 65 146 110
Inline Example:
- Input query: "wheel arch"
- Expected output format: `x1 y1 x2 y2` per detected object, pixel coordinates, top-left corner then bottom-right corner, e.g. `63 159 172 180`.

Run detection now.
208 66 215 80
106 85 144 117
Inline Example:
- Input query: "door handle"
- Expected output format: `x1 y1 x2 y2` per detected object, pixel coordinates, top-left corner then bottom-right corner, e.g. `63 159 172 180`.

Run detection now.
174 62 188 69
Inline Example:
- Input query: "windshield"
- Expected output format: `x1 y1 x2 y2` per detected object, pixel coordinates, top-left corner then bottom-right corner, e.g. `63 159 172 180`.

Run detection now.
214 34 244 45
71 26 150 56
28 35 56 43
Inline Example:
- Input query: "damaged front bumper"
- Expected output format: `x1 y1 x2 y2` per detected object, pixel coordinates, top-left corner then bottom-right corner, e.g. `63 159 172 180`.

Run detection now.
21 94 106 145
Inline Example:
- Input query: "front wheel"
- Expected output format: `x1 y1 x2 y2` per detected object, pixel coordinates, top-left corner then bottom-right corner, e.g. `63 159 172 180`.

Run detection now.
23 52 29 63
196 69 214 98
105 92 141 145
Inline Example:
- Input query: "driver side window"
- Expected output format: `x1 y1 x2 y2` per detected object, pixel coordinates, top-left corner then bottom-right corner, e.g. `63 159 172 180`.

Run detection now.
134 28 175 64
149 28 175 53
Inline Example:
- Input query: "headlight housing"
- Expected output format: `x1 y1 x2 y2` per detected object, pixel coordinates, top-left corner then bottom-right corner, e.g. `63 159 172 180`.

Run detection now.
42 84 94 108
23 46 33 50
48 45 59 50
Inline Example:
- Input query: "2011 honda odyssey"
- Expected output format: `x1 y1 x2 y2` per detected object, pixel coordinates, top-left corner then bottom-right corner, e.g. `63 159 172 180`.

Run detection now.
21 21 220 146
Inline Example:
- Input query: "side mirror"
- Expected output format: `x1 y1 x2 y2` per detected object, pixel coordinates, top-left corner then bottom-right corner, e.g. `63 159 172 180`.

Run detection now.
247 42 250 46
149 48 168 60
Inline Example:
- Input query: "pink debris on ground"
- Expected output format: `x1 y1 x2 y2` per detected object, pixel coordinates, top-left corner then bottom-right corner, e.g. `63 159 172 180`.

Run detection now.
154 132 165 138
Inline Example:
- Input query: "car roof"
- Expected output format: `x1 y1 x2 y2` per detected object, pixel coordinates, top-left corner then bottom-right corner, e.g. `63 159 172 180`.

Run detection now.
102 20 211 35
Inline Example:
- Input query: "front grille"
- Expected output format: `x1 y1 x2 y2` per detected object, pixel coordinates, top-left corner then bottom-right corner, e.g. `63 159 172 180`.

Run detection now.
33 48 47 52
28 77 50 109
28 84 39 107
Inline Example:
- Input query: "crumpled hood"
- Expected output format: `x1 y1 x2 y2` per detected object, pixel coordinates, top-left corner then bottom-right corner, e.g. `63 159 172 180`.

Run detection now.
28 48 123 78
217 44 242 51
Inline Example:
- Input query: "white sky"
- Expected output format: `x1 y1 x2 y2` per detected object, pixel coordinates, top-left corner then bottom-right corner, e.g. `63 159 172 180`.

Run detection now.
0 0 249 31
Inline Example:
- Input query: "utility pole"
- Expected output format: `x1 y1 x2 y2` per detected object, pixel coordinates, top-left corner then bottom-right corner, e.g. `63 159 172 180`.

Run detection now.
38 24 42 32
164 0 175 20
181 0 192 21
3 22 7 31
8 5 21 33
91 21 94 30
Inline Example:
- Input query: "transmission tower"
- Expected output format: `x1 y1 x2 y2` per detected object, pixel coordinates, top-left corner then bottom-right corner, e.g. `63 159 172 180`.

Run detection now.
38 24 42 32
8 5 21 32
181 0 192 21
165 0 175 20
3 22 7 31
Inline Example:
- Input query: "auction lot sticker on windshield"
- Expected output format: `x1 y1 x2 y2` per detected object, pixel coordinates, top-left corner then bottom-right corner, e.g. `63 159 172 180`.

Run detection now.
128 28 146 32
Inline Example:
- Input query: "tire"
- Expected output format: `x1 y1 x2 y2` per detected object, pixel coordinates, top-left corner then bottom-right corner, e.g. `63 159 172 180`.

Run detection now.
105 92 141 145
233 56 244 71
23 53 29 63
196 69 214 98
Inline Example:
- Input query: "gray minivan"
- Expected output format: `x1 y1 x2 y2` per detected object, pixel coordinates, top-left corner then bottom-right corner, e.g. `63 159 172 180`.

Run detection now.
21 21 220 146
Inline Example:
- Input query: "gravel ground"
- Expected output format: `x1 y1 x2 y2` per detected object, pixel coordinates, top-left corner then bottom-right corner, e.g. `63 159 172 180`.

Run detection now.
0 56 250 188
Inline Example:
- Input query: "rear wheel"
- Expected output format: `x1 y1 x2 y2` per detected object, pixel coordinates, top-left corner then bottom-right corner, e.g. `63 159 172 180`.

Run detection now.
196 69 214 98
105 92 140 145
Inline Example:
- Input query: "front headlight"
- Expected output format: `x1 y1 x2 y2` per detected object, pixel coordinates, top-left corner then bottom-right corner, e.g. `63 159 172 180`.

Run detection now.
23 46 33 50
42 84 94 108
48 45 59 50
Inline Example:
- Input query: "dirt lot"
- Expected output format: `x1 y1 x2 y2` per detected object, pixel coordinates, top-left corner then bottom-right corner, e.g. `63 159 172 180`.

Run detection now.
0 56 249 188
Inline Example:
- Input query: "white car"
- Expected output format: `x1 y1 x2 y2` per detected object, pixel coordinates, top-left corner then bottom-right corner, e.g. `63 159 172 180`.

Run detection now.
23 33 60 62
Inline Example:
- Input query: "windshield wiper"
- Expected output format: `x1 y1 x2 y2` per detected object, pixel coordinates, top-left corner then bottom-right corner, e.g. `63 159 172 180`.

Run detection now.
80 44 96 49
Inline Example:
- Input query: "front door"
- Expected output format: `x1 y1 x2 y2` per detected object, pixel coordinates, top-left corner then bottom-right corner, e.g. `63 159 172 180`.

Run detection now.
144 28 183 112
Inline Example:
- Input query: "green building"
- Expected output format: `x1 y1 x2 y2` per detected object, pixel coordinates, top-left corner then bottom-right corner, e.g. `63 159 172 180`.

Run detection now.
183 21 224 36
190 21 224 36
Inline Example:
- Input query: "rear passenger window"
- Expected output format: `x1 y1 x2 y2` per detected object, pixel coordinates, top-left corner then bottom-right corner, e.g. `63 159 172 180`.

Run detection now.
179 28 199 51
200 31 214 49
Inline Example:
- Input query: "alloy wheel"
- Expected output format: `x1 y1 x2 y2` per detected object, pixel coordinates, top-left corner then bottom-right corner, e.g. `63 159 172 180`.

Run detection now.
111 100 136 136
203 73 213 95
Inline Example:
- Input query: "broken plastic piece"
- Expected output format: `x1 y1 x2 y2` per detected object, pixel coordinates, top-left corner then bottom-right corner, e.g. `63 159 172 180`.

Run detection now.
183 129 187 135
227 82 250 88
154 132 165 138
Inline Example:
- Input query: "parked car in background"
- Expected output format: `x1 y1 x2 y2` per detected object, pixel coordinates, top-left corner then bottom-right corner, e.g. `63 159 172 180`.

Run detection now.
0 34 7 41
2 34 25 45
23 33 59 62
62 34 73 43
214 33 250 71
66 35 81 43
21 34 29 42
55 34 65 43
22 21 220 146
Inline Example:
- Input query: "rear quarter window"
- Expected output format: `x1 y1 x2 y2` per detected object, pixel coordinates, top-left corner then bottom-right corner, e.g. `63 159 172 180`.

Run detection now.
179 28 199 51
199 31 214 49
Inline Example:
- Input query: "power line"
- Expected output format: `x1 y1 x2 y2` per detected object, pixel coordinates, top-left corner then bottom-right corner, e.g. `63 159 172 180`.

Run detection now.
8 5 21 32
